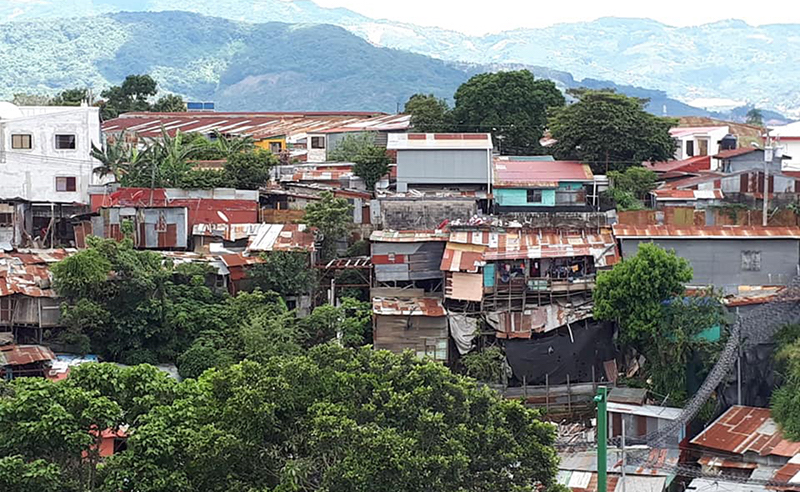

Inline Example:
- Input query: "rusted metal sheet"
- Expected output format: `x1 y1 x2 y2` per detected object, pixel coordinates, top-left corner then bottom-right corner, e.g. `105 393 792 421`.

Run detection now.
613 225 800 239
247 224 315 252
372 297 446 317
370 230 450 242
95 207 189 249
486 301 594 337
373 311 449 362
770 458 800 492
443 230 619 271
0 344 56 366
691 406 800 457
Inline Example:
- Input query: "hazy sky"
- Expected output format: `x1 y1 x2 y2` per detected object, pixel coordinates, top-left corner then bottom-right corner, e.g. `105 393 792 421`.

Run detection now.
314 0 795 35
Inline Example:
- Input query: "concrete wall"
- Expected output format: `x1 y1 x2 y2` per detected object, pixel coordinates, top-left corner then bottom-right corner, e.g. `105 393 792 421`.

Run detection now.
396 149 490 185
620 238 800 292
377 198 477 230
0 106 101 203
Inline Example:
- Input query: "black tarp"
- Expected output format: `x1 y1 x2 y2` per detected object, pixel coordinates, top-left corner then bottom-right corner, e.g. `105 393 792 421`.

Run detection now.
504 320 616 385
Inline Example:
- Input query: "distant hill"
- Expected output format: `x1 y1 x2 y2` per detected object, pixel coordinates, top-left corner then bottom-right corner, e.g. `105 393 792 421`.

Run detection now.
0 12 469 112
0 10 782 122
3 0 799 118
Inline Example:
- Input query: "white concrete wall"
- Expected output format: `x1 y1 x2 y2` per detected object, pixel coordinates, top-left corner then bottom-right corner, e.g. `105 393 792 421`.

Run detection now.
674 127 729 162
306 134 327 163
780 141 800 171
0 105 101 204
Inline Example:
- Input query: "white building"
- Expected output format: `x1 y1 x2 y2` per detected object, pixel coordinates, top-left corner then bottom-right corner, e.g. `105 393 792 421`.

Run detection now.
0 102 102 247
670 126 730 161
770 122 800 170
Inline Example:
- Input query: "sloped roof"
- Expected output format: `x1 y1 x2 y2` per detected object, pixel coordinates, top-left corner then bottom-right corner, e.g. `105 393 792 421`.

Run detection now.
493 158 594 187
441 230 619 272
714 147 759 159
372 297 446 316
246 224 316 253
0 250 75 298
370 230 450 243
691 406 800 457
613 225 800 239
651 189 724 200
388 133 493 150
647 155 712 173
0 344 56 366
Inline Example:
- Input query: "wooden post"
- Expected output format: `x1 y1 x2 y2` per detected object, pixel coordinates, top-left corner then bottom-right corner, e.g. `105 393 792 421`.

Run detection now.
523 376 528 402
567 374 572 413
545 373 550 413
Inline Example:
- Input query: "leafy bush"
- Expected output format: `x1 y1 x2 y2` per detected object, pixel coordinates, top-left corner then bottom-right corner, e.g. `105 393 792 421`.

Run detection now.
461 346 505 383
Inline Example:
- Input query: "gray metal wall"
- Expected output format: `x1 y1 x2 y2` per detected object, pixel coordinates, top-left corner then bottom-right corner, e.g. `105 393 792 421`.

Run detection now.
620 238 800 292
397 149 489 185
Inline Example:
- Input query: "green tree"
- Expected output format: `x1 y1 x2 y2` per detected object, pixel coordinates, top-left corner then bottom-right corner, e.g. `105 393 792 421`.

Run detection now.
550 90 677 173
10 93 52 106
608 167 658 200
91 134 133 181
0 456 62 492
99 345 561 492
52 88 89 106
100 74 158 120
152 94 186 112
461 346 505 383
772 325 800 439
453 70 565 155
305 191 353 262
746 108 764 127
403 93 452 133
593 243 693 349
248 251 316 297
223 149 276 190
353 145 391 190
328 133 375 162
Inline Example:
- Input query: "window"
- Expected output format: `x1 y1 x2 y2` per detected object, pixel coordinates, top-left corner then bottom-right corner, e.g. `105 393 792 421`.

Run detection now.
269 141 283 154
686 140 695 157
697 138 709 156
55 134 76 150
310 136 325 149
741 250 762 271
526 189 543 204
55 177 77 192
11 134 32 150
0 213 12 226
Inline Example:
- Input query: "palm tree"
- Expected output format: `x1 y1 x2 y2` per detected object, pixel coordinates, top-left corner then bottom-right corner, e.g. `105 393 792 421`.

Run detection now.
90 133 131 181
141 126 200 188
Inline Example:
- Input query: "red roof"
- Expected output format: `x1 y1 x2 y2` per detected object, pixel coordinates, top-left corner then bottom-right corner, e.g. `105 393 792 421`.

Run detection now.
493 159 594 187
651 189 723 200
613 225 800 239
691 406 800 457
648 156 712 173
714 147 759 159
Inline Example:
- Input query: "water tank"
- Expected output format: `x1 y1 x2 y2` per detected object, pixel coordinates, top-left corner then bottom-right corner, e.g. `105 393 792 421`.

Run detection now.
719 134 738 151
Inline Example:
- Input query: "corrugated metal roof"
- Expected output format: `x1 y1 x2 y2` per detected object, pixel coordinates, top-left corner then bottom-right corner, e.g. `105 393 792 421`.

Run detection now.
388 133 493 150
608 387 647 405
714 147 759 159
0 250 75 298
691 406 800 457
770 455 800 491
0 344 56 366
370 230 450 242
193 223 272 242
493 158 594 187
102 112 407 141
613 225 800 239
648 155 712 173
372 297 446 316
559 448 679 476
670 126 727 138
607 402 683 420
652 189 724 200
246 224 316 252
219 253 266 268
442 230 619 271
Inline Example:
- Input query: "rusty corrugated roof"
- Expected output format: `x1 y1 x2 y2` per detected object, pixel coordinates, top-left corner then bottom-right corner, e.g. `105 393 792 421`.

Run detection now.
370 230 450 243
441 230 619 271
0 250 75 298
613 225 800 239
372 297 446 316
651 189 723 200
0 344 56 366
691 406 800 457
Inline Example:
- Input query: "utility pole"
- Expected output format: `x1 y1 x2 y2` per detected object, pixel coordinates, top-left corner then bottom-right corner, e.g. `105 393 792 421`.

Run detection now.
621 419 626 492
763 128 772 227
594 387 608 492
737 306 742 405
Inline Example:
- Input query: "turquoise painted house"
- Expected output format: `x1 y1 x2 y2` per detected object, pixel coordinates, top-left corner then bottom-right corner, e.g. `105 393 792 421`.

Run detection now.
493 156 596 212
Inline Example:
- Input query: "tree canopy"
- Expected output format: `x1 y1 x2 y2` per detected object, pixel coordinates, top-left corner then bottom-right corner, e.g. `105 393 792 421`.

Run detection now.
453 70 565 155
404 93 453 133
549 90 677 172
98 345 560 492
772 325 800 440
746 108 764 127
305 192 353 262
593 243 693 349
249 251 317 298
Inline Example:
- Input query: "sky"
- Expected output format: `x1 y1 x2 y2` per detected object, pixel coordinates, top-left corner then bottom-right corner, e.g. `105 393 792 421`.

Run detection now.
313 0 798 35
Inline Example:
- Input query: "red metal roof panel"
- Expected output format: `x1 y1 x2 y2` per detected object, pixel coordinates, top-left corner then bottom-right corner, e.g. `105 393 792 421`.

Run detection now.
613 225 800 239
493 159 594 187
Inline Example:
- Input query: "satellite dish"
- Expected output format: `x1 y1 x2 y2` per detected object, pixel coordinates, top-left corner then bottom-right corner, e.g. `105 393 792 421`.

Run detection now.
217 211 229 223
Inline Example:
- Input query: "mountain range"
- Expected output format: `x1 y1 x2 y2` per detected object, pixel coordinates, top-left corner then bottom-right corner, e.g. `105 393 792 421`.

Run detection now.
1 0 798 120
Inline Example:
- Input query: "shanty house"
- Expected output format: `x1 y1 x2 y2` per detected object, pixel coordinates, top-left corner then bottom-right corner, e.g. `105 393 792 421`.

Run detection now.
0 343 56 379
370 230 449 289
440 228 620 311
492 157 598 212
77 207 189 250
670 126 730 161
606 387 685 446
388 133 494 192
0 250 70 342
613 225 800 293
558 447 679 492
372 296 449 362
